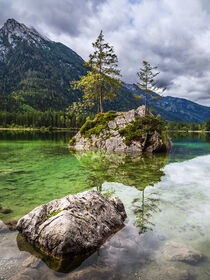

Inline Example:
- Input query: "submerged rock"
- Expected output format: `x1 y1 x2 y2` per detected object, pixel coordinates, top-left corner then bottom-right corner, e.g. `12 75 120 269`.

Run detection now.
5 220 17 231
163 241 203 265
134 264 193 280
16 190 127 259
66 265 116 280
0 220 8 232
0 219 18 233
69 106 171 153
164 266 192 280
22 256 42 269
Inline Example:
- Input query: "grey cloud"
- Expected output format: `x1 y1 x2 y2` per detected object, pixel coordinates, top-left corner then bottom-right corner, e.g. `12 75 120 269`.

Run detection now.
0 0 105 36
1 0 210 106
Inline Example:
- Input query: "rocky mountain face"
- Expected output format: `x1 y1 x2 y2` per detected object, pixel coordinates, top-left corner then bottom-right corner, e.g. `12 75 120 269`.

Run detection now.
70 106 171 153
0 19 141 113
126 84 210 123
0 19 51 60
0 19 87 112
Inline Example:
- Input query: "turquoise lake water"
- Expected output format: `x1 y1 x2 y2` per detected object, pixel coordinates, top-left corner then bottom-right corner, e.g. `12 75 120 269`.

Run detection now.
0 131 210 280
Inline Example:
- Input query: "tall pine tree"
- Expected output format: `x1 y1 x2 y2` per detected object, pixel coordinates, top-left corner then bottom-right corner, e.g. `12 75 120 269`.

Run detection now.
137 61 165 115
72 31 122 113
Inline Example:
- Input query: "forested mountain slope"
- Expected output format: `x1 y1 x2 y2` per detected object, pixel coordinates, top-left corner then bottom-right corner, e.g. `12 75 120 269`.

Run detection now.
0 19 209 123
125 84 210 123
0 19 140 112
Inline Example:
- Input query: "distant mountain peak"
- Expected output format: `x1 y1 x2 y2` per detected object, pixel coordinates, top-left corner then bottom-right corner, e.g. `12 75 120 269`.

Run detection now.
0 18 50 47
4 18 22 29
0 19 51 62
4 18 19 28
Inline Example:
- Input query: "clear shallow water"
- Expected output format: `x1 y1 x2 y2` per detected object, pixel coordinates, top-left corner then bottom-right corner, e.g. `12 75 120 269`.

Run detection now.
0 131 210 280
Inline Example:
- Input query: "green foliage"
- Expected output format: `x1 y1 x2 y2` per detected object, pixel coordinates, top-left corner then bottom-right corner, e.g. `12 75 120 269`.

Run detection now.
119 115 166 146
0 111 88 129
102 189 115 198
72 71 101 110
80 120 95 134
72 30 122 113
69 136 76 146
80 111 117 138
0 36 87 112
167 121 206 132
205 119 210 131
46 209 63 220
0 23 144 114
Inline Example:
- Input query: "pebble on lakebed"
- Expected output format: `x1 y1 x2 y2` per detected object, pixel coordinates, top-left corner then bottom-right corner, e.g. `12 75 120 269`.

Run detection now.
16 190 127 259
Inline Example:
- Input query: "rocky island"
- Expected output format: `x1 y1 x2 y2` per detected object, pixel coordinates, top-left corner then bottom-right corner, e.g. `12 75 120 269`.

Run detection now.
16 190 127 259
69 106 171 153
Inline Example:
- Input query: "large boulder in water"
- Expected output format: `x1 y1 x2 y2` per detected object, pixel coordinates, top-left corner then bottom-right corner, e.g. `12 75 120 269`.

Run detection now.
16 190 127 259
69 105 172 153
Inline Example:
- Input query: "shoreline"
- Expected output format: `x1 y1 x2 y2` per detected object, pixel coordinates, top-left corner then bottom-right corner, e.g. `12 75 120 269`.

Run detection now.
0 127 78 132
168 130 210 133
0 128 209 133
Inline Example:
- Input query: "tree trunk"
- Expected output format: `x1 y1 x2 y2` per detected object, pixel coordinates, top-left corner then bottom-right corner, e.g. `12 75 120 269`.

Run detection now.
99 88 103 113
99 56 103 113
97 100 100 113
145 91 147 116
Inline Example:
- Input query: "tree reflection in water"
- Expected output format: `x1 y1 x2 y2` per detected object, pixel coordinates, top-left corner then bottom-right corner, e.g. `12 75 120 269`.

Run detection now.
73 150 168 233
132 189 161 234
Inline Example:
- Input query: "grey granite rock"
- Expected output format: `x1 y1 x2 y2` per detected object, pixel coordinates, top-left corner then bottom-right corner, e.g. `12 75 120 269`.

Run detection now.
145 131 166 153
70 105 171 153
108 120 117 129
17 190 127 259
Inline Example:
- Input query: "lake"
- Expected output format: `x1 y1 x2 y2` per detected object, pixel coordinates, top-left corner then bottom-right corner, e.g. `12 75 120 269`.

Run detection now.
0 131 210 280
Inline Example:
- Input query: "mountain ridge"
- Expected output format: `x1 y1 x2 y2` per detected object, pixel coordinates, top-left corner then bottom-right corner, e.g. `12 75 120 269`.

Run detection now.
0 18 142 113
0 19 209 123
125 84 210 123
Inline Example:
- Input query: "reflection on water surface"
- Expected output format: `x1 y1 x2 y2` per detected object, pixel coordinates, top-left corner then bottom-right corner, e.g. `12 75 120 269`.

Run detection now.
0 131 210 279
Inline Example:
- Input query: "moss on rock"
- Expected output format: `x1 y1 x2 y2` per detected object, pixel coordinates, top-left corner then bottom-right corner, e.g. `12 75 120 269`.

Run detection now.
68 106 171 153
46 209 63 221
119 115 166 146
80 111 117 139
69 136 76 146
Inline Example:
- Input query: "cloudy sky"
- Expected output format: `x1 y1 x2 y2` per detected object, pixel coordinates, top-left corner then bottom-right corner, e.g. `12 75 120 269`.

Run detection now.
1 0 210 106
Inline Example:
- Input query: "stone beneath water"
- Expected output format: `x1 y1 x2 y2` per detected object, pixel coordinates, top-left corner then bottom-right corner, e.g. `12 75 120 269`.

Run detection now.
0 219 17 232
0 220 8 232
22 255 42 269
5 220 17 231
163 241 203 265
16 190 127 259
69 105 171 153
11 264 120 280
134 264 193 280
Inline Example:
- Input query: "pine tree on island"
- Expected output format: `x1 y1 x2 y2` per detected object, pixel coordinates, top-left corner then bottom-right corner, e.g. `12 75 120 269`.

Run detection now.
72 30 122 113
